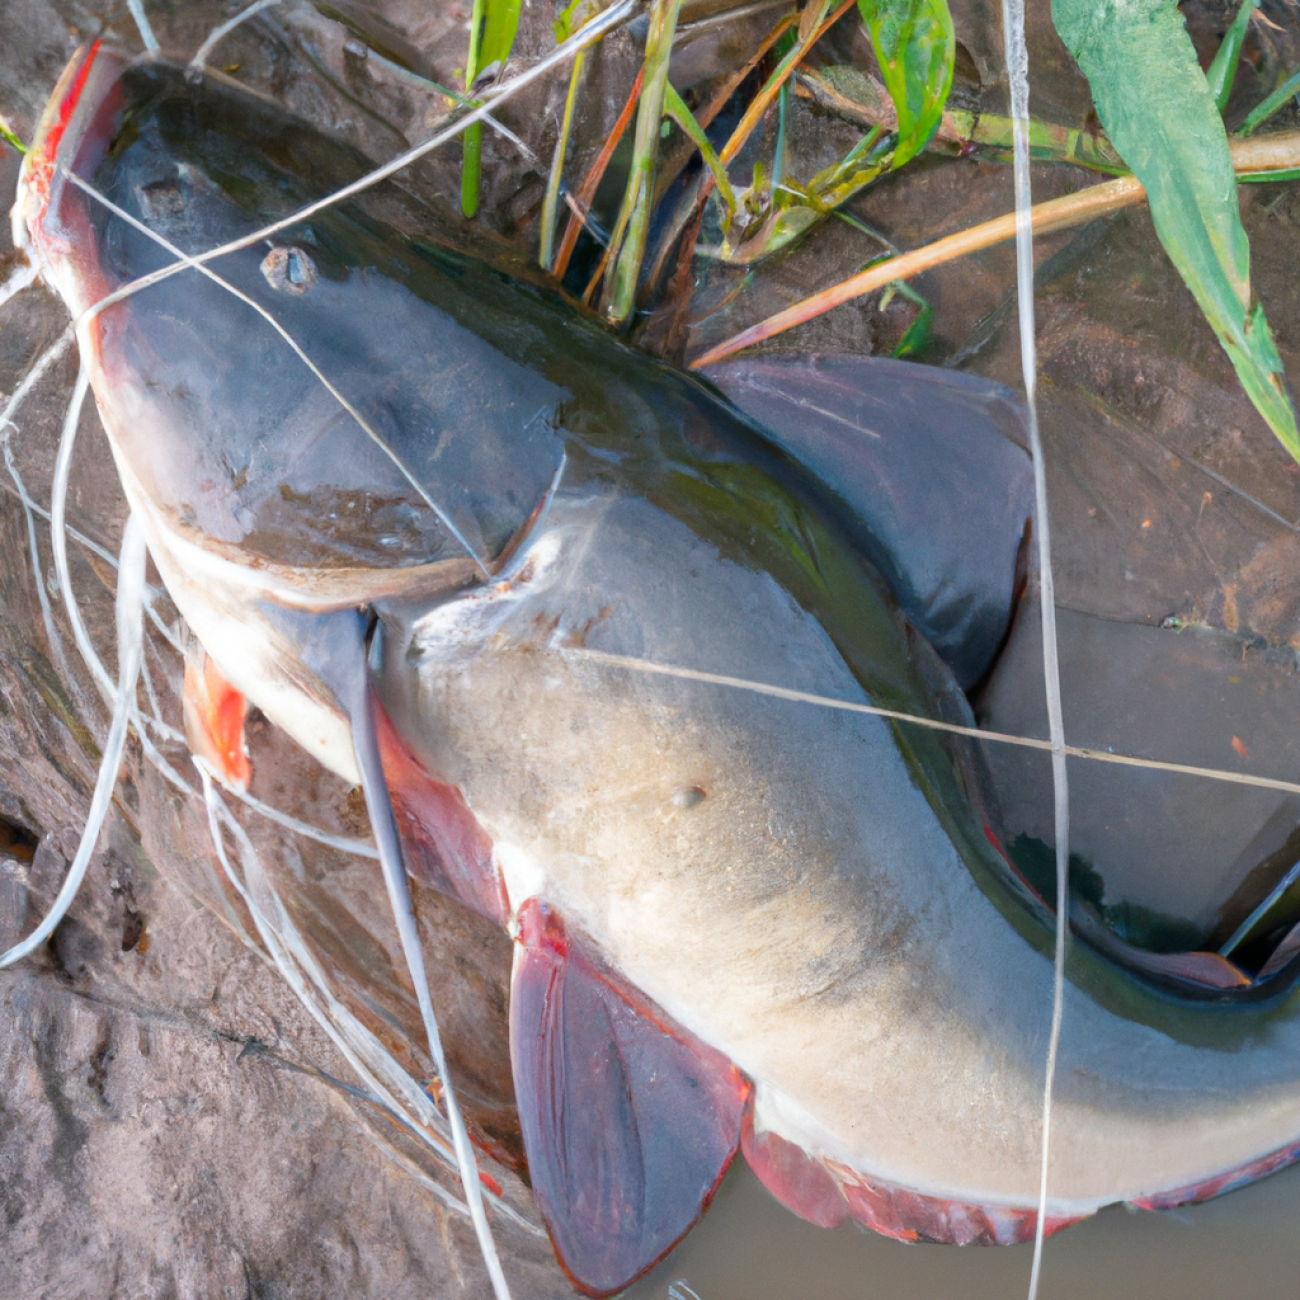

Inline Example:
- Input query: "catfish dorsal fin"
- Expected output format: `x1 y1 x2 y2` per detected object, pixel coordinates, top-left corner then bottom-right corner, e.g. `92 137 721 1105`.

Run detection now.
511 899 748 1297
703 353 1033 688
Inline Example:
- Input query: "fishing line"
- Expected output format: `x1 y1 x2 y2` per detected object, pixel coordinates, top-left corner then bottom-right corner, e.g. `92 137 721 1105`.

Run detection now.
197 756 380 859
0 512 145 969
0 466 184 652
47 357 202 798
189 0 283 68
125 0 160 53
76 0 640 322
0 261 37 311
50 364 119 708
202 760 538 1252
189 0 538 167
563 647 1300 797
0 327 77 688
42 187 514 1272
997 0 1070 1287
66 174 491 579
199 770 465 1170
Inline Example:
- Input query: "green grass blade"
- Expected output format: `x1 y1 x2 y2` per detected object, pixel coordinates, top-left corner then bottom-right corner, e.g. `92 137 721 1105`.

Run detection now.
608 0 684 323
461 0 524 218
1206 0 1257 112
540 51 587 271
856 0 954 168
1240 166 1300 183
0 116 25 154
1238 68 1300 137
663 83 735 212
1053 0 1299 461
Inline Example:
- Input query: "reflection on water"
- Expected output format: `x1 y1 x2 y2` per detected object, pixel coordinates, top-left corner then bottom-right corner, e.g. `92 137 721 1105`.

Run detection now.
628 1157 1300 1300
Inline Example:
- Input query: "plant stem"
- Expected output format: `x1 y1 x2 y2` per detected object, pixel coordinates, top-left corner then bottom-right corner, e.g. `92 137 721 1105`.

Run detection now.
541 50 587 270
462 0 487 218
552 66 645 281
607 0 684 323
689 129 1300 367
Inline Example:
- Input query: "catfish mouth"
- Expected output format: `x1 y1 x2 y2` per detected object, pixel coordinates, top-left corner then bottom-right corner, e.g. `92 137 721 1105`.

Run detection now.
14 40 126 315
21 48 570 585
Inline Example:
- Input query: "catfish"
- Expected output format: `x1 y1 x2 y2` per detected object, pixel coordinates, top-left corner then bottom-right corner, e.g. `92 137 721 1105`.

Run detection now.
20 43 1300 1299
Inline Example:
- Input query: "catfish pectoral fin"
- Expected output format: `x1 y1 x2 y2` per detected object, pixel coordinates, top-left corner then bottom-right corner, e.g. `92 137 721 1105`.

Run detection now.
183 639 251 789
372 697 509 927
510 899 749 1298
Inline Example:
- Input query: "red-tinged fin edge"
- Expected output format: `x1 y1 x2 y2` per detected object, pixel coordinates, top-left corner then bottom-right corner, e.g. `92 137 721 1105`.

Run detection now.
1131 1136 1300 1212
512 899 749 1297
830 1161 1084 1246
183 642 251 790
741 1099 850 1229
372 698 509 926
18 42 122 350
743 1094 1084 1245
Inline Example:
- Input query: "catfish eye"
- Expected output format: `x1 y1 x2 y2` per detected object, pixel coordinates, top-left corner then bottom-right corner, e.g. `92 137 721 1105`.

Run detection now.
136 179 185 221
261 245 317 295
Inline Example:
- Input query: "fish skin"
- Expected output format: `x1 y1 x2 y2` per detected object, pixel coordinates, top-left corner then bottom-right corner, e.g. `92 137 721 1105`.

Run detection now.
371 490 1300 1215
18 42 1300 1245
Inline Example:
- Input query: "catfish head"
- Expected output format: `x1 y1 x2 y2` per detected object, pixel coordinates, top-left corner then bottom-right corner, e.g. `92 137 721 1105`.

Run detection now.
14 43 577 777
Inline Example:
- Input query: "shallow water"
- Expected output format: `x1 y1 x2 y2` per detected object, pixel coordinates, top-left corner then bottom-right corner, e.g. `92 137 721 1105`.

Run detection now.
627 1157 1300 1300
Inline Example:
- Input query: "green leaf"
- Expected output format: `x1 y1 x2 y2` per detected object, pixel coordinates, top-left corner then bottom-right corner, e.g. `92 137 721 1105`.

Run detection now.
663 83 736 212
1238 67 1300 137
887 280 934 358
1052 0 1299 462
856 0 954 169
461 0 524 218
1205 0 1256 112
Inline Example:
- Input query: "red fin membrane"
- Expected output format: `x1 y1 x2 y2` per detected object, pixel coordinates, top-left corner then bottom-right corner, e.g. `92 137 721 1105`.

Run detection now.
511 900 749 1297
183 641 250 789
740 1104 849 1229
373 699 508 925
1131 1135 1300 1211
743 1096 1084 1245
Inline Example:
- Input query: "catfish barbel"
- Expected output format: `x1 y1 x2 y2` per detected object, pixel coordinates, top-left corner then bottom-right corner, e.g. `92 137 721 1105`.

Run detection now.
15 41 1300 1299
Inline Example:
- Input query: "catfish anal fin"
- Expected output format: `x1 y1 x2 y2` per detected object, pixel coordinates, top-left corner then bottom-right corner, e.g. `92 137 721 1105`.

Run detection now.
511 899 749 1297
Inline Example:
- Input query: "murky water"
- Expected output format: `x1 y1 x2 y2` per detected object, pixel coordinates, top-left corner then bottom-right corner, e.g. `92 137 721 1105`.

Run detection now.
625 1156 1300 1300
